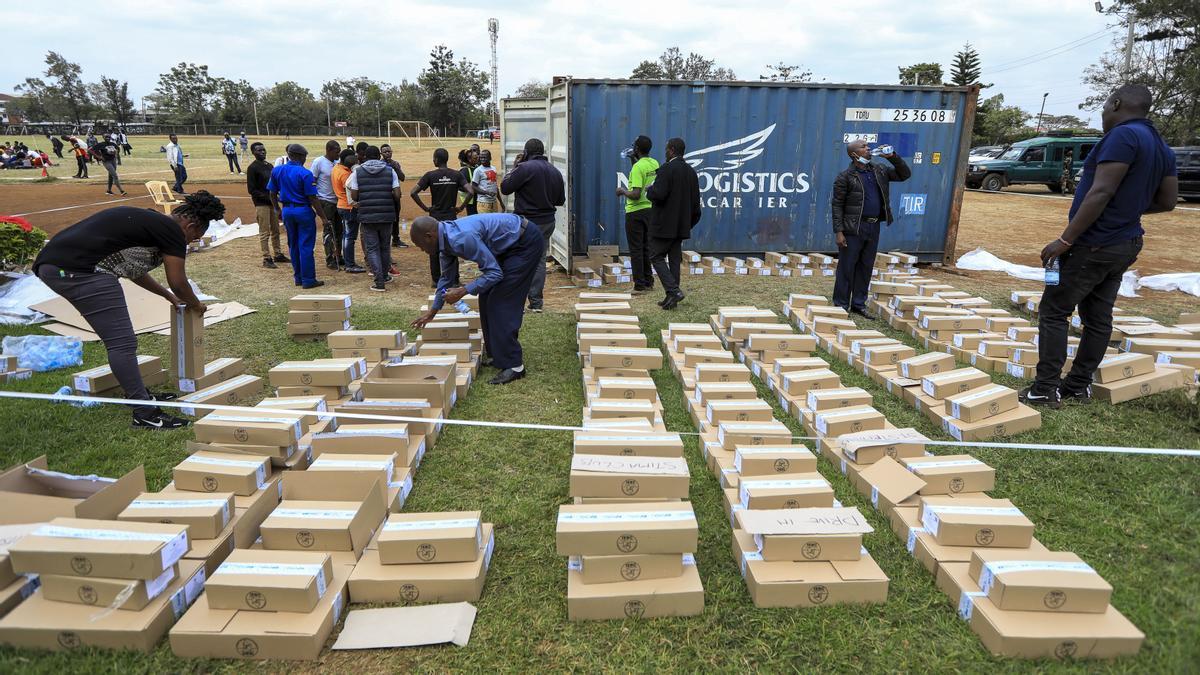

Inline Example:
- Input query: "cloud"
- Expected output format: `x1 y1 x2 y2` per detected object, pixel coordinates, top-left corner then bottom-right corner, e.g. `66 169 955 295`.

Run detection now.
1 0 1118 121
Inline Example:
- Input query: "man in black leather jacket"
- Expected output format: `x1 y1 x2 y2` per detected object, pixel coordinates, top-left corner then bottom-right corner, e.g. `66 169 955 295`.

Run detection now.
831 140 911 315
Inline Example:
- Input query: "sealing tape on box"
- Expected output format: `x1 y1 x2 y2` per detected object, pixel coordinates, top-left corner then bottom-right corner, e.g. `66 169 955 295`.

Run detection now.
202 414 303 439
922 505 1023 537
977 560 1095 595
126 498 231 525
906 526 925 553
272 508 358 520
216 562 328 596
907 458 986 472
958 590 986 621
740 550 763 577
557 510 694 524
383 518 480 531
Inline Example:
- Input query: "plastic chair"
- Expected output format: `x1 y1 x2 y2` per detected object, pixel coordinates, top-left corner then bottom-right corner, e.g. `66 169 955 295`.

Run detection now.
146 181 182 215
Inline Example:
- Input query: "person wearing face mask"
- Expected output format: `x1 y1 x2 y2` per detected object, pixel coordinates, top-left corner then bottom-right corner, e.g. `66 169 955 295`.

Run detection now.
830 140 910 316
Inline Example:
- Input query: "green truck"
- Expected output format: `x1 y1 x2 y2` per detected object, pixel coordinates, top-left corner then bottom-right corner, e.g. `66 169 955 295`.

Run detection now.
966 135 1102 193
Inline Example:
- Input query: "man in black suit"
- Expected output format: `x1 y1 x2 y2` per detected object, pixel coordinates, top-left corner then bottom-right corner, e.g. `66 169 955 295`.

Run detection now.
646 137 701 310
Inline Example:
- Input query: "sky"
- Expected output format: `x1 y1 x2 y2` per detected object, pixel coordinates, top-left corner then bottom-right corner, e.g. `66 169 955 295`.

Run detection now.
3 0 1126 123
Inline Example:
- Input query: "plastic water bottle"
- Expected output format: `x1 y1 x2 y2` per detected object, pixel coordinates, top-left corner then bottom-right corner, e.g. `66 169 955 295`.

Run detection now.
454 299 471 314
871 145 894 156
1045 257 1060 286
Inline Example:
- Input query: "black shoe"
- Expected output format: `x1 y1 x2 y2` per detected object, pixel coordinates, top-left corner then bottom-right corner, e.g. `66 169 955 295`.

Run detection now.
657 296 670 308
295 281 302 287
132 409 189 430
632 285 653 295
345 265 366 274
1059 385 1093 405
273 254 290 263
850 306 870 318
662 291 685 310
302 280 325 289
369 283 386 292
326 262 339 271
489 368 526 385
1018 386 1062 410
527 306 543 314
480 357 494 368
263 258 277 269
148 391 178 402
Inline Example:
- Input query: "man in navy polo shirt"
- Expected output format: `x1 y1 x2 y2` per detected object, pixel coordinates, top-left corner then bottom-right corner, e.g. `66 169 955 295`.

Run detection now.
1022 84 1178 409
268 144 331 289
409 212 543 385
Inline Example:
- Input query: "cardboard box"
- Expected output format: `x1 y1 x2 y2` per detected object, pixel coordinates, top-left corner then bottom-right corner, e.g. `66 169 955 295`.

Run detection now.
840 428 928 464
72 355 163 393
360 362 456 410
578 333 648 353
569 455 689 499
569 552 689 585
286 309 351 324
734 445 817 476
1092 368 1184 403
269 361 356 388
312 425 421 468
376 512 483 565
920 497 1034 548
194 414 303 449
807 387 873 411
348 524 494 605
177 375 264 416
1092 353 1155 384
861 344 917 366
737 473 834 510
177 357 247 394
814 406 885 437
736 507 872 561
706 399 773 425
0 457 144 526
780 369 841 396
969 549 1111 614
118 492 234 540
945 385 1018 422
205 549 333 613
694 363 751 383
858 457 926 517
566 559 702 620
943 405 1042 442
0 559 205 653
734 530 887 608
572 432 684 458
289 294 351 311
171 304 206 379
903 455 995 494
587 399 657 423
9 518 188 580
169 562 349 661
921 368 991 399
968 596 1143 659
259 472 387 556
173 451 270 497
594 377 659 402
717 421 793 450
327 330 405 350
556 503 697 556
275 385 348 401
899 352 955 380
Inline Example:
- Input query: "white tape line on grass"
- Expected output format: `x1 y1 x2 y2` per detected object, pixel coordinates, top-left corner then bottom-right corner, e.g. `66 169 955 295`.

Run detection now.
0 390 1197 458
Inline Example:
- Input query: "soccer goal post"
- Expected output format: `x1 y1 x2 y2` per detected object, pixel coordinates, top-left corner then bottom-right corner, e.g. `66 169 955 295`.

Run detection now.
387 120 439 149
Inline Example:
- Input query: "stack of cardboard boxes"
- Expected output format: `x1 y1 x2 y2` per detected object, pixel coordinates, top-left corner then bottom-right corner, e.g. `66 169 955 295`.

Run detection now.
561 293 703 620
327 329 406 369
410 297 484 398
168 471 379 660
349 511 494 606
287 294 352 341
72 355 168 396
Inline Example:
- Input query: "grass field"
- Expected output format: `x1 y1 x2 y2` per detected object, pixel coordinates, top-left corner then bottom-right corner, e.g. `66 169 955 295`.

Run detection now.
0 134 496 187
0 231 1198 671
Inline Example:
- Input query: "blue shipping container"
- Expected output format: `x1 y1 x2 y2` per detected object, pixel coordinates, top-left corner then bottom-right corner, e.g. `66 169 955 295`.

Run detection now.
503 79 978 267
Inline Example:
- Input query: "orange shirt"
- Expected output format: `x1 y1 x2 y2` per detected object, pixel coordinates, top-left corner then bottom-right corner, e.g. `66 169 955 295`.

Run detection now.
332 164 352 210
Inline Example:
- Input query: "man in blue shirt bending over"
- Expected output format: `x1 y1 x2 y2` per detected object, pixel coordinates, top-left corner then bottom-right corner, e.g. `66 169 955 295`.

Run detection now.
410 212 543 385
1022 84 1177 409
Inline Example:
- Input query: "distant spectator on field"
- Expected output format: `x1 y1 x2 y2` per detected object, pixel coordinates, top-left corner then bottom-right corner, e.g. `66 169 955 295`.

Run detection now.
333 148 365 274
67 135 89 179
381 144 407 248
473 149 504 214
86 131 98 149
222 133 242 174
458 147 479 216
120 129 131 156
166 133 186 193
346 135 356 149
48 134 64 159
500 137 565 312
412 147 474 288
238 131 248 158
247 142 288 268
94 135 126 196
311 140 343 270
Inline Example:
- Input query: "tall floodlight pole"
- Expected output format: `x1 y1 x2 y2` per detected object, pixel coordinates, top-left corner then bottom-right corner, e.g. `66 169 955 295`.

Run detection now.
489 18 500 129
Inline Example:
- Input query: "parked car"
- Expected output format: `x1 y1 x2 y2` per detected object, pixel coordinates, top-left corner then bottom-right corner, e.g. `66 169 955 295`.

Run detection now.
966 136 1101 192
1173 146 1200 202
968 145 1005 160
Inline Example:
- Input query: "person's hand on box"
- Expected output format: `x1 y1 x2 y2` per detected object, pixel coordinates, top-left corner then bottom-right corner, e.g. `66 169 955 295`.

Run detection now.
443 286 468 304
411 309 437 330
187 301 207 315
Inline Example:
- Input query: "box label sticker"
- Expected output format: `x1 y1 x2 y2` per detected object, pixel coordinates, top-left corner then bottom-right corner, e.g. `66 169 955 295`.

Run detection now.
557 510 694 524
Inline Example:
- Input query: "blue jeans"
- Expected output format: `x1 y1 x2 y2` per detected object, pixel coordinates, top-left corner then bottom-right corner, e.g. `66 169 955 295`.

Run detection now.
282 206 318 286
171 164 187 192
339 208 359 266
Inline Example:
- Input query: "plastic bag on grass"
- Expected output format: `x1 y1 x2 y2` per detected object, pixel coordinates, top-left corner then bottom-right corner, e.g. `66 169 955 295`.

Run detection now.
1 335 83 371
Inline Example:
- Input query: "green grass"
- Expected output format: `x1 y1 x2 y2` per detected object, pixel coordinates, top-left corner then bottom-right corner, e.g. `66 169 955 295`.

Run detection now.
0 268 1198 672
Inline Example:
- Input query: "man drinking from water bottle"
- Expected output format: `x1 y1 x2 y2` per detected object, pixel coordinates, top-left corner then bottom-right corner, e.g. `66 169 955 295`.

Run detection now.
1021 84 1177 409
